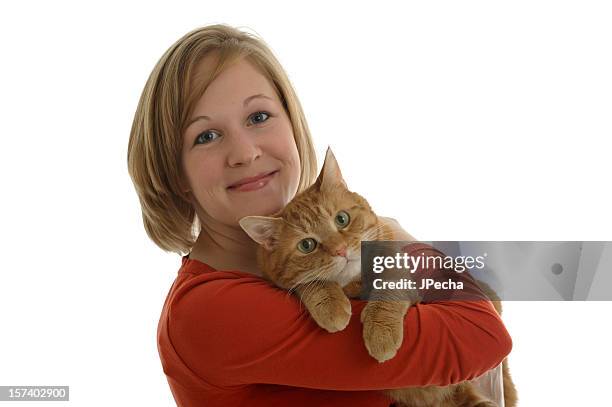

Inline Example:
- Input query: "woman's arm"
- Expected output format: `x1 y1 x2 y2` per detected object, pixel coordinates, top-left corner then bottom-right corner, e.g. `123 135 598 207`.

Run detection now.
168 247 512 391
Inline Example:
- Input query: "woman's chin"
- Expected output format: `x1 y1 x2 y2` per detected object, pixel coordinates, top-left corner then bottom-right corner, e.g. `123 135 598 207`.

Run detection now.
237 199 285 218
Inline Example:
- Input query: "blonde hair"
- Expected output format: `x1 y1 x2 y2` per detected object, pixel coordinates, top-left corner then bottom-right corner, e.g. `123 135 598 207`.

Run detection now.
127 24 318 255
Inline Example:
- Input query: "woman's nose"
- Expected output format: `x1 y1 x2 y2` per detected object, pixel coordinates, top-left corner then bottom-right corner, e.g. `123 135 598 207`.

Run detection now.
226 136 262 167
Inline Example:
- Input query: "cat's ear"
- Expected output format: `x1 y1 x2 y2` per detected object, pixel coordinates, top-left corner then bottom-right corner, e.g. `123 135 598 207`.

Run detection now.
239 216 284 251
315 146 348 191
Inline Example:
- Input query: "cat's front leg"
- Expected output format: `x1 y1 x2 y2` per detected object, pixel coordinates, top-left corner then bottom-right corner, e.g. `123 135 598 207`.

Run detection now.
294 280 352 333
360 299 411 363
342 279 362 298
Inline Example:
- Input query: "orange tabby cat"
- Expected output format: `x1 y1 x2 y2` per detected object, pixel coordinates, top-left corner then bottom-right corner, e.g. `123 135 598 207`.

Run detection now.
240 147 517 407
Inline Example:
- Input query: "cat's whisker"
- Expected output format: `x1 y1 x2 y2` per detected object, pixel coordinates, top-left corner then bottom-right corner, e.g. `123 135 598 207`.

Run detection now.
293 264 337 304
361 226 388 240
286 266 332 310
375 232 398 240
361 224 388 240
361 224 399 241
287 266 326 293
293 275 327 312
371 225 394 238
288 270 316 291
285 274 313 305
299 279 322 303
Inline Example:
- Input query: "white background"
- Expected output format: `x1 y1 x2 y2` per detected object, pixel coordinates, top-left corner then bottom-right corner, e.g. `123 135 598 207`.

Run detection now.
1 1 610 406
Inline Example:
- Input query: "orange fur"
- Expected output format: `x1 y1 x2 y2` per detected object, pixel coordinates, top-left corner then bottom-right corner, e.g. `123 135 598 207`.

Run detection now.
239 147 517 407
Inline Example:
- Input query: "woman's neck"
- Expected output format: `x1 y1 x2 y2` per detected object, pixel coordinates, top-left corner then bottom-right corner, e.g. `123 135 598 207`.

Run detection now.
189 220 263 277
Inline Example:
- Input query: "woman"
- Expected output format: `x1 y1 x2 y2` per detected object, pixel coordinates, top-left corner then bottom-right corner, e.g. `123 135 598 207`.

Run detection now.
127 24 512 407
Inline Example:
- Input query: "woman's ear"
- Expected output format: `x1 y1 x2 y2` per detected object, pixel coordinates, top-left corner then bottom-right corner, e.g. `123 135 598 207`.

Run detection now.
177 166 191 193
178 177 190 193
239 216 284 251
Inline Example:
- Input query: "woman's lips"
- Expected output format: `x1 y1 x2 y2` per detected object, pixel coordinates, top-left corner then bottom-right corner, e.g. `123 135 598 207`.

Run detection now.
227 170 278 192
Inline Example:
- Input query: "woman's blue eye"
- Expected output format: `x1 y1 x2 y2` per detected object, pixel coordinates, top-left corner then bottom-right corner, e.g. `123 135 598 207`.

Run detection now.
250 111 270 124
194 111 271 146
194 131 220 145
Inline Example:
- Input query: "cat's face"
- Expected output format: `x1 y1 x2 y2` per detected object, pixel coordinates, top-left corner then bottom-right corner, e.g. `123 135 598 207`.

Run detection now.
239 147 380 289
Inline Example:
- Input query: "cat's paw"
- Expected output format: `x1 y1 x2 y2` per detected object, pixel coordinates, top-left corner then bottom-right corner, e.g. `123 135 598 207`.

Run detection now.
361 304 404 363
309 293 352 333
473 401 497 407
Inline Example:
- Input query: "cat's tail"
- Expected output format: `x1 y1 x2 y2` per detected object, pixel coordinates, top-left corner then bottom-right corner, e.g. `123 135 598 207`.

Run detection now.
475 279 518 407
502 358 518 407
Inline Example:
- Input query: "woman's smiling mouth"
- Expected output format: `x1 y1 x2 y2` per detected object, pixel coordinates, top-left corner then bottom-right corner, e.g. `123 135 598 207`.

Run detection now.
227 170 279 192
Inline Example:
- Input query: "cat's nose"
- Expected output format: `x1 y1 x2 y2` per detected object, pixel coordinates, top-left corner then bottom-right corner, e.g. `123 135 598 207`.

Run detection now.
334 244 347 258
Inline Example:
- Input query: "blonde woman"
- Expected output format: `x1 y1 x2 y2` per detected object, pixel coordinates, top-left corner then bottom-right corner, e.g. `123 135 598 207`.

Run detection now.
127 24 512 407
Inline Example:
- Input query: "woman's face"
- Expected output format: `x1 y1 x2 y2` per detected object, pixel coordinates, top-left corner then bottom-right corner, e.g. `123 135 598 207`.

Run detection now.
181 57 301 227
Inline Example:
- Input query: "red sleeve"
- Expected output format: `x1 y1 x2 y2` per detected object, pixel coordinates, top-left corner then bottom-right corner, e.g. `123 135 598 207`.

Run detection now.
169 249 512 391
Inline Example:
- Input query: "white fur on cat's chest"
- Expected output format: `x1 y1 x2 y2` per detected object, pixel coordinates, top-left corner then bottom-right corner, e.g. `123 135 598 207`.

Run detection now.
335 258 361 287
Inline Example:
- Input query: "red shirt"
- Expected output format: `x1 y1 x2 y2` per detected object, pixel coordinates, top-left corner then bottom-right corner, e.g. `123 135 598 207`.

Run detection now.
157 243 512 406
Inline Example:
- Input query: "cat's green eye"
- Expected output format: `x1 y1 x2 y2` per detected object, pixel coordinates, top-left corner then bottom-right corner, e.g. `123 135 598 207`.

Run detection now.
335 210 350 229
297 238 317 253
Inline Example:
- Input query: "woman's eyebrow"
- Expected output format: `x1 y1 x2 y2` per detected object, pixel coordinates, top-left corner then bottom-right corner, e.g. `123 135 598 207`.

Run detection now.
243 93 273 106
187 93 273 127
